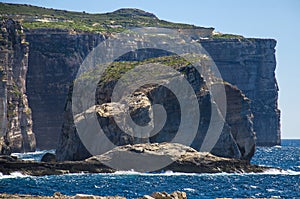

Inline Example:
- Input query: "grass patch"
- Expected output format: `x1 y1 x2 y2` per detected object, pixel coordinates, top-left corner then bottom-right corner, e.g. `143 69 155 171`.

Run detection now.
211 33 244 39
0 3 205 33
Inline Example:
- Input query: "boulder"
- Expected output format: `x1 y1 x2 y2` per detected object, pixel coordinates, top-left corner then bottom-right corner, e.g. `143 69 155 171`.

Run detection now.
41 152 56 162
87 143 269 173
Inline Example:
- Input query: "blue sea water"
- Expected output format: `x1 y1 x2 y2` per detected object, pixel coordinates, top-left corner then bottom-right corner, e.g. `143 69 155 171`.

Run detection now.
1 140 299 198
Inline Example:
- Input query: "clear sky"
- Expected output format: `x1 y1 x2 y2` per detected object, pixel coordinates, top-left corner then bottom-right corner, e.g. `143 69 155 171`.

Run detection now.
1 0 300 139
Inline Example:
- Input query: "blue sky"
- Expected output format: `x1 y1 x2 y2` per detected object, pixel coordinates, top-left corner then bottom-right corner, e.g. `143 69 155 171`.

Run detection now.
1 0 300 138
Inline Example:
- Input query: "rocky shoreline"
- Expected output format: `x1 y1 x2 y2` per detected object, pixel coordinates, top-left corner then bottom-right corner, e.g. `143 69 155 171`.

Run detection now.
0 143 274 176
0 191 187 199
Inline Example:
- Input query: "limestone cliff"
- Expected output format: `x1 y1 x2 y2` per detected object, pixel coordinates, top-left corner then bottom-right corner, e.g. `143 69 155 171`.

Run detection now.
200 38 280 146
23 31 279 151
0 19 35 154
25 29 105 149
56 51 255 161
0 4 280 155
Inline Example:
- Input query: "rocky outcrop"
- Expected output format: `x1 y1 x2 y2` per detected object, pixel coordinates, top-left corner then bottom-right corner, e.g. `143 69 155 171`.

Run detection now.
56 52 255 161
0 6 280 154
200 38 280 146
24 33 279 152
139 191 187 199
0 143 272 176
0 19 35 154
88 143 266 173
0 191 186 199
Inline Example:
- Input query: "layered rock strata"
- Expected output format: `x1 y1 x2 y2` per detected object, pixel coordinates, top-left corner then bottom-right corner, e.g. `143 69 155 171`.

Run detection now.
0 143 271 176
0 19 35 154
200 38 280 146
57 52 255 162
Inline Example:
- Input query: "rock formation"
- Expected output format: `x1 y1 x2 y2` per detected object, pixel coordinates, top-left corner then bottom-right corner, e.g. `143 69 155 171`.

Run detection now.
0 19 35 154
200 38 280 146
25 29 105 149
56 52 255 162
0 4 280 156
0 191 186 199
0 143 272 176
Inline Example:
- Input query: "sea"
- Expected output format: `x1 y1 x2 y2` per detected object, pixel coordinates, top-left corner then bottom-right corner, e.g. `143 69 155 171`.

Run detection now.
0 139 299 198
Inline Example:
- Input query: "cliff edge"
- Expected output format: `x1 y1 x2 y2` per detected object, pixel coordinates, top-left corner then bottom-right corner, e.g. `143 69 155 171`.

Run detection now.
0 4 280 156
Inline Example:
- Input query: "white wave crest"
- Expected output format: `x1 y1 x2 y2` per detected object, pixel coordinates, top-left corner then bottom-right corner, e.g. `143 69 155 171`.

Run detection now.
262 168 300 175
11 149 55 157
183 188 196 192
0 172 29 179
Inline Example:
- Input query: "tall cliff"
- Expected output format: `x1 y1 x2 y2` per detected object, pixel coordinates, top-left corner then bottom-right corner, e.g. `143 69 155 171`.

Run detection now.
24 32 279 150
200 39 280 146
0 4 280 154
25 29 105 149
56 53 255 161
0 19 35 154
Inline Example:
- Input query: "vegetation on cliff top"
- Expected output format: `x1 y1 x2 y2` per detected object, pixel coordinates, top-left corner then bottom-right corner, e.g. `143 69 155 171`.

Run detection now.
77 55 193 84
0 3 208 33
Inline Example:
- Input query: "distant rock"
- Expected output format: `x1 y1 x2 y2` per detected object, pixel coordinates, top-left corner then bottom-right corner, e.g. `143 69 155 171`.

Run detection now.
41 152 56 162
87 143 269 173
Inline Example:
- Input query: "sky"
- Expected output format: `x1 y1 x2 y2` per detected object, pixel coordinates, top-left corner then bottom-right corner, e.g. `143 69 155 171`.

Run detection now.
1 0 300 139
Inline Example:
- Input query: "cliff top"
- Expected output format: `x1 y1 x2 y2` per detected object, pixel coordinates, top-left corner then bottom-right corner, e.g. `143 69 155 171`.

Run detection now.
0 3 213 33
0 2 248 39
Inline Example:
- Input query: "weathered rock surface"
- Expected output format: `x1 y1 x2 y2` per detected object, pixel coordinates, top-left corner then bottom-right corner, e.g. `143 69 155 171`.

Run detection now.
25 29 105 149
0 19 35 154
87 143 267 173
0 154 114 176
57 51 255 162
0 191 186 199
200 38 280 146
0 7 280 154
0 143 272 176
25 33 278 153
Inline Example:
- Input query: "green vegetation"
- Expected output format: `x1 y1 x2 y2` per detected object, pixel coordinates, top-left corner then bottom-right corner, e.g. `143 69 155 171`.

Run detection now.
77 55 192 85
211 33 244 39
0 3 200 33
10 84 22 97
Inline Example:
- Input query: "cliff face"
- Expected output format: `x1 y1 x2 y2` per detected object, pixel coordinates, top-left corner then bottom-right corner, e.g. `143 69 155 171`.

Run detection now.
56 45 255 162
25 29 105 149
0 19 35 154
200 39 280 146
25 32 279 153
0 5 280 156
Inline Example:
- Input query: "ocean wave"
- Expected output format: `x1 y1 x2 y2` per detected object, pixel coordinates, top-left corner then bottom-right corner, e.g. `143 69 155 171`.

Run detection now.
0 172 29 179
110 168 300 176
112 170 200 176
11 149 55 157
260 168 300 175
183 188 197 192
